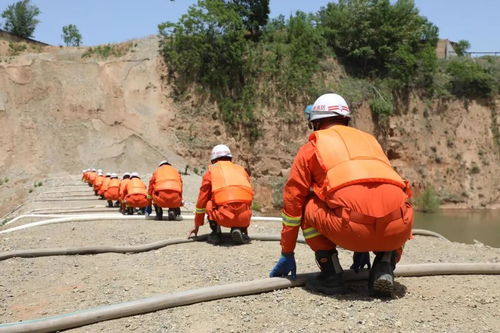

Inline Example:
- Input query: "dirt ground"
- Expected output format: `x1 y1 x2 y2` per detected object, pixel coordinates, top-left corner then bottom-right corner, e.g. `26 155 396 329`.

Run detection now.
1 177 499 332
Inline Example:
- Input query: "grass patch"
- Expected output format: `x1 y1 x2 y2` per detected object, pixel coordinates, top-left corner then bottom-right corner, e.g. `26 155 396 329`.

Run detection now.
414 186 441 212
82 43 132 59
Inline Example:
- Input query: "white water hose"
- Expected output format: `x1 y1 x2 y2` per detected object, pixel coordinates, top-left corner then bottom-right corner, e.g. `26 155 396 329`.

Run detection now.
0 215 283 234
0 263 498 333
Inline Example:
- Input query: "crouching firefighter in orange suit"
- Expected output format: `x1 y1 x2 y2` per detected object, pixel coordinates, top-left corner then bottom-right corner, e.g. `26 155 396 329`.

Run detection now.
93 170 104 196
148 160 183 221
123 172 151 215
104 173 121 208
188 144 254 245
119 172 131 214
87 169 97 187
269 93 414 297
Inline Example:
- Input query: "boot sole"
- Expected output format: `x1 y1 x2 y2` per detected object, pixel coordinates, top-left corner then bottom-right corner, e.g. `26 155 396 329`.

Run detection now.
372 274 394 296
231 230 244 244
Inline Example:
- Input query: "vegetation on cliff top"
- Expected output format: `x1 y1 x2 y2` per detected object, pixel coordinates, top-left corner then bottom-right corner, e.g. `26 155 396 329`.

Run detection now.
159 0 498 141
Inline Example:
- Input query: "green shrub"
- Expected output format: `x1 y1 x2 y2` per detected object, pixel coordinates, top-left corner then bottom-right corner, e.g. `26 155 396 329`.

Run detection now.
318 0 438 87
28 188 33 193
8 41 27 56
251 201 262 212
414 186 441 212
445 58 497 99
370 93 393 116
82 43 131 59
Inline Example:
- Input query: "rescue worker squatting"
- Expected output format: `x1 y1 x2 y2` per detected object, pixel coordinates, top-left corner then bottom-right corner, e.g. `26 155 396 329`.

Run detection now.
189 144 254 245
148 160 183 221
270 93 414 297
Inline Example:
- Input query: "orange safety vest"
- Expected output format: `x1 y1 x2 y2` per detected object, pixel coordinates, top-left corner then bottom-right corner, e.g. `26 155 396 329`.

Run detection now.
154 165 182 192
310 125 405 202
94 175 104 190
107 178 121 189
209 161 253 205
100 177 111 193
126 178 147 196
119 178 130 199
89 172 97 184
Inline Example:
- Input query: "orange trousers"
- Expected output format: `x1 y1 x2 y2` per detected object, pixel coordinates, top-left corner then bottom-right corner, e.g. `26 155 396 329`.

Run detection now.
125 194 151 208
105 188 120 201
206 201 252 228
302 195 413 257
152 190 182 208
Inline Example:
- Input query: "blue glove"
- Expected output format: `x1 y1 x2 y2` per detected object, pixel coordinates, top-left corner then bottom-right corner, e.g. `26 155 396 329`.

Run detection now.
269 253 297 280
350 252 371 273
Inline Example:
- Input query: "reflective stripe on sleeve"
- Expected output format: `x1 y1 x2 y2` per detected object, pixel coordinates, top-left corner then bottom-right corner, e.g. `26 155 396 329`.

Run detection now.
195 207 206 214
303 227 321 239
281 212 301 227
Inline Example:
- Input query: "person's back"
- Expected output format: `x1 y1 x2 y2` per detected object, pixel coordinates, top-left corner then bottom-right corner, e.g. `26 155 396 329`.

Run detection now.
190 145 253 245
105 176 121 201
124 174 150 210
149 161 183 220
270 93 413 297
99 176 111 196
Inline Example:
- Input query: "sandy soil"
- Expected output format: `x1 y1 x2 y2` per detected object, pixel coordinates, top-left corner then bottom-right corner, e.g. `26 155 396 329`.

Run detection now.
1 178 499 332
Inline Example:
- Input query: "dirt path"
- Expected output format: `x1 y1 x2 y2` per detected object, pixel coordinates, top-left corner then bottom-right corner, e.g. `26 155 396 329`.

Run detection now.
1 177 499 332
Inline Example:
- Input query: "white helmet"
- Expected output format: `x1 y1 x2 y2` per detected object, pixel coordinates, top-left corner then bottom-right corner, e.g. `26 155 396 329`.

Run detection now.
310 93 351 122
105 172 111 177
91 168 96 172
122 172 131 178
97 169 103 173
97 171 103 176
130 172 140 178
82 169 86 173
158 160 169 167
110 173 118 178
211 144 232 162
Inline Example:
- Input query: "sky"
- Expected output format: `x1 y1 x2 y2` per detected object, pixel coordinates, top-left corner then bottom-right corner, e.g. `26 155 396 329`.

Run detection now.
0 0 499 52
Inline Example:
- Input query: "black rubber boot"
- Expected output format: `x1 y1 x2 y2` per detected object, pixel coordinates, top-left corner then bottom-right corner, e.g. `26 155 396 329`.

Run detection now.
174 207 181 219
207 220 223 245
127 207 134 215
114 201 120 207
305 249 346 295
154 205 163 220
107 200 113 208
230 227 249 245
369 251 396 297
139 208 146 215
167 208 175 221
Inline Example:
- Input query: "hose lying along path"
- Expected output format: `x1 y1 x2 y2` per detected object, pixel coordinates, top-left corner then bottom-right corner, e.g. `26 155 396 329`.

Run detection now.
0 215 281 234
0 232 445 261
0 264 498 333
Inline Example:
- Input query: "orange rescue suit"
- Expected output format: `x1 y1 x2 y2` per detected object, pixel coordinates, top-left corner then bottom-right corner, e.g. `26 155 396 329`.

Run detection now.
119 178 130 202
148 165 183 208
104 178 121 201
98 177 111 196
194 161 253 228
124 178 150 208
280 125 413 256
88 172 97 185
93 175 104 193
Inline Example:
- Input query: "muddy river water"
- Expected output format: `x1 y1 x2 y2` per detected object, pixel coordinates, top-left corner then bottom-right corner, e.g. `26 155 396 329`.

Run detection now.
414 209 500 247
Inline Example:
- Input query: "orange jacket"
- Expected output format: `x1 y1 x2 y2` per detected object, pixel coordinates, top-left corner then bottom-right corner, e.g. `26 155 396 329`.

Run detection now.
99 177 111 195
88 172 97 185
105 178 120 193
148 165 183 196
124 178 148 198
119 178 130 201
194 161 253 226
280 125 408 253
93 175 104 191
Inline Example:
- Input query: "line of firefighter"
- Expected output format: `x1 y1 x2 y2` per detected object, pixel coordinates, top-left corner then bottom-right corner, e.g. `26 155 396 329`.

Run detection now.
81 162 184 220
81 92 414 296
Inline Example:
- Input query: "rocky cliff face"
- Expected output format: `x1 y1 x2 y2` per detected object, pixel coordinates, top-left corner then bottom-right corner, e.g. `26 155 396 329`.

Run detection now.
0 36 498 216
